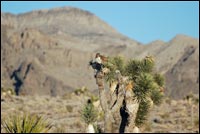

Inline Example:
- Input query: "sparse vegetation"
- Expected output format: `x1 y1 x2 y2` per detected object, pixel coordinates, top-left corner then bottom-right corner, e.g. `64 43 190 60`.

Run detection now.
1 87 15 96
165 97 171 104
194 97 199 105
74 121 82 129
98 111 104 121
90 94 99 102
184 93 199 105
1 90 199 133
194 117 199 128
62 93 72 100
74 87 88 95
53 126 65 133
81 100 98 125
66 105 73 113
2 114 52 133
143 122 152 132
160 112 170 119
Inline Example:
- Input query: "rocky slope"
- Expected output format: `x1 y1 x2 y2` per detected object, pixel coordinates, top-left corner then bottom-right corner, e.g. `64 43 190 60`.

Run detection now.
1 7 199 99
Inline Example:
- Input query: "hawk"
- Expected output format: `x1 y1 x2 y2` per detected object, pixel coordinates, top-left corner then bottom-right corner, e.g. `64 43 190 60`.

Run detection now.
89 53 109 78
95 53 108 64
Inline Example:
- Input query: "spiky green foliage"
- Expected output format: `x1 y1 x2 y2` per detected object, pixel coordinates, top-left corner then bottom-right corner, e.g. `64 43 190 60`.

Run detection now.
132 72 163 126
81 102 98 124
104 56 126 82
133 73 157 102
125 57 155 80
111 56 126 75
125 59 143 80
150 89 164 105
154 73 165 87
142 56 155 73
2 114 52 133
125 57 163 126
135 99 150 126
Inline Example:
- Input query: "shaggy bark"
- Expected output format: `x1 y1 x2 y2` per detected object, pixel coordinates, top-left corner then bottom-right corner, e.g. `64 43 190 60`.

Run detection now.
96 71 112 132
95 70 140 133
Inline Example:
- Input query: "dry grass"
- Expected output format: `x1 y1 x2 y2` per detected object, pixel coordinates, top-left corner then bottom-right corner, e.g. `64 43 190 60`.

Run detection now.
66 105 73 113
1 93 199 133
160 112 170 119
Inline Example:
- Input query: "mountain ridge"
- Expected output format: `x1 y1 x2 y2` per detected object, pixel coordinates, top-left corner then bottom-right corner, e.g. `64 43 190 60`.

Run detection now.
1 7 199 99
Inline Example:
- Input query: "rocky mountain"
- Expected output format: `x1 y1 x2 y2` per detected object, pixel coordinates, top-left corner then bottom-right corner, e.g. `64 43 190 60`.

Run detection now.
1 7 199 99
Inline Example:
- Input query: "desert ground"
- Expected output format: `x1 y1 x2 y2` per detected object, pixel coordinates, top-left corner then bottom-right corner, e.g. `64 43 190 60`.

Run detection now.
1 90 199 133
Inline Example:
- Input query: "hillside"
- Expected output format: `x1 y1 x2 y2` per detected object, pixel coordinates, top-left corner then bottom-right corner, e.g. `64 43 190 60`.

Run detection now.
1 7 199 99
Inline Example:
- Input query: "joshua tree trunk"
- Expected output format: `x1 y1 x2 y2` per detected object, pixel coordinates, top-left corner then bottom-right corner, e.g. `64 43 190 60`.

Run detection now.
95 70 140 133
124 92 139 133
96 71 113 132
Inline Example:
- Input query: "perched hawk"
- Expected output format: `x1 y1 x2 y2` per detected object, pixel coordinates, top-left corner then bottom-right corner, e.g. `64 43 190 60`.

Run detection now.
95 53 108 64
89 53 108 77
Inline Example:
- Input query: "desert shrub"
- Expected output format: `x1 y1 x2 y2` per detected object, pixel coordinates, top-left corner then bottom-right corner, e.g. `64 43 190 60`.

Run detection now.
66 105 73 113
194 97 199 105
194 117 199 128
54 126 65 133
62 93 72 100
165 97 171 104
143 122 152 132
2 114 52 133
74 121 82 129
160 112 170 119
1 87 15 95
98 111 104 121
90 94 99 102
74 87 88 95
81 100 98 124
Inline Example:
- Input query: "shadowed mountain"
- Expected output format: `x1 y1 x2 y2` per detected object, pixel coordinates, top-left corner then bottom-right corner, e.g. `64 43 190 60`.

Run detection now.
1 7 199 99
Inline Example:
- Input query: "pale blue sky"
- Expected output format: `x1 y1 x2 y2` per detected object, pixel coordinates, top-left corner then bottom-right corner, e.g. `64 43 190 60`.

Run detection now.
1 1 199 44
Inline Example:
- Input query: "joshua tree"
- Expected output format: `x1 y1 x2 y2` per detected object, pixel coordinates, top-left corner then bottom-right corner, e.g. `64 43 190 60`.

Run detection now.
89 54 164 133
